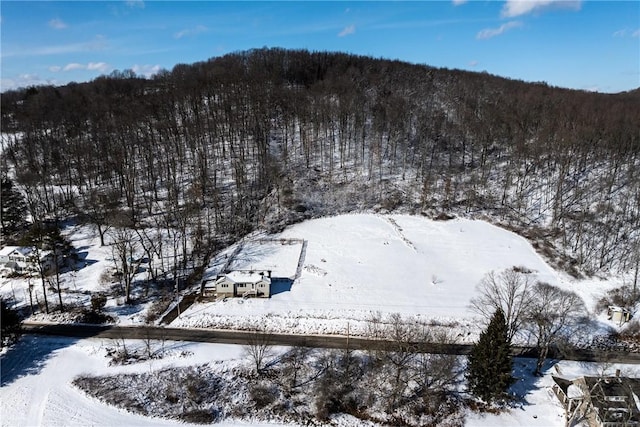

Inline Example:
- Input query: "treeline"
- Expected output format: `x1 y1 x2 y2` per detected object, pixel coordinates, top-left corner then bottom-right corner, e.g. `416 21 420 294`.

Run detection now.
1 48 639 275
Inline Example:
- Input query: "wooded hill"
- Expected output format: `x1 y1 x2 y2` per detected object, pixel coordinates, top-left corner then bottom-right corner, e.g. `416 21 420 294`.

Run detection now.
1 48 639 277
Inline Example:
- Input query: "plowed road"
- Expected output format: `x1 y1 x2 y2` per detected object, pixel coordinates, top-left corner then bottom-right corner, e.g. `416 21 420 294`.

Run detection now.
21 322 640 364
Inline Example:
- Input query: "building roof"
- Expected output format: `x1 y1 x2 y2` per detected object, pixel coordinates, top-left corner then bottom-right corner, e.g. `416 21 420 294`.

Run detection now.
583 376 640 424
552 376 573 395
585 376 629 398
0 246 33 257
609 305 630 313
0 246 19 256
220 270 271 284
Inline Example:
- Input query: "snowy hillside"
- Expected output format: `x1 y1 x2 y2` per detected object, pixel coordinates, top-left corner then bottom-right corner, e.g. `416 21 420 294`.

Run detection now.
174 214 619 341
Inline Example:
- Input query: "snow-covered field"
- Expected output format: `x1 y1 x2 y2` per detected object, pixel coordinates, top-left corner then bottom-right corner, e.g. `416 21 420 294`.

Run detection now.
174 214 623 341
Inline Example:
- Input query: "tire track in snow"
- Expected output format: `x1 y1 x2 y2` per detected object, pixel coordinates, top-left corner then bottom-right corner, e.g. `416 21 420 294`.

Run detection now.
380 215 417 252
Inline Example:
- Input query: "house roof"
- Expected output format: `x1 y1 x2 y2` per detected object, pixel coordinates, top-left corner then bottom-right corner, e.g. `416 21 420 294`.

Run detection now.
552 376 573 395
0 246 33 257
585 376 629 398
609 305 630 313
0 246 19 256
219 271 271 284
583 376 640 424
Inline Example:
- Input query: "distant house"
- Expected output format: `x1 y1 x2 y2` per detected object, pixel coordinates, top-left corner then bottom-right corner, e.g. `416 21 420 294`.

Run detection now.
0 246 58 275
202 270 272 298
552 374 640 427
608 305 632 325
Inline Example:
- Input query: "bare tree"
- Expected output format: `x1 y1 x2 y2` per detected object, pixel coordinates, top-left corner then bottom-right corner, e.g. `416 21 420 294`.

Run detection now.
109 226 142 304
244 327 275 375
471 268 534 343
526 282 587 376
279 346 313 391
411 329 461 399
378 313 419 411
82 188 120 247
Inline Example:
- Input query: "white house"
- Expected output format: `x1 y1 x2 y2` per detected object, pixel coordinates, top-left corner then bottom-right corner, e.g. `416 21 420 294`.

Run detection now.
0 246 58 275
203 270 272 298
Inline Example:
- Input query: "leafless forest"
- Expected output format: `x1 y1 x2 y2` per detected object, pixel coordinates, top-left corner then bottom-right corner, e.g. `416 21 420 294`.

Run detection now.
2 48 639 278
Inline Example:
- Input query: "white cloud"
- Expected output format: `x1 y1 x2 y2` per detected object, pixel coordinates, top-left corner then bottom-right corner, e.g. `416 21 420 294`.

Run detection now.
452 0 468 5
131 64 161 78
338 24 356 37
501 0 581 18
1 74 59 91
49 18 67 30
49 62 111 73
87 62 110 72
2 36 108 58
63 63 84 71
174 25 208 39
469 60 479 67
125 0 145 8
614 28 640 38
476 21 522 39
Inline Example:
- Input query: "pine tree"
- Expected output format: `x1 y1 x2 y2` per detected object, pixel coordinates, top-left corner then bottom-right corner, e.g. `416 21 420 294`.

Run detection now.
1 298 21 347
466 307 513 403
0 177 27 236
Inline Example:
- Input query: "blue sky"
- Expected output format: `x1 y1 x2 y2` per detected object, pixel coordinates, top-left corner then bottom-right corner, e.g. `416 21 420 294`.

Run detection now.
1 1 638 93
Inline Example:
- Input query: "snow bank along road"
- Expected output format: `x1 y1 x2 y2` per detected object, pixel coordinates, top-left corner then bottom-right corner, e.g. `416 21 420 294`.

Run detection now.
22 322 640 364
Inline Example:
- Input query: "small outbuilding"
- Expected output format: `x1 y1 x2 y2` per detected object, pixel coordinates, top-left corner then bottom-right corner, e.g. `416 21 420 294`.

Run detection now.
608 305 632 325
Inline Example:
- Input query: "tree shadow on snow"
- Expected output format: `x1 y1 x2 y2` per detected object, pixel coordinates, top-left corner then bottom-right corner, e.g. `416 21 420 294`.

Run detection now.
73 251 98 269
509 356 557 408
1 335 80 387
227 244 278 271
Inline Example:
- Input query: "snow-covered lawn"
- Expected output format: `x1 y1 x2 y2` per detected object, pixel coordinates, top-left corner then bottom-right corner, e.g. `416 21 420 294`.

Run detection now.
0 336 286 427
174 214 624 341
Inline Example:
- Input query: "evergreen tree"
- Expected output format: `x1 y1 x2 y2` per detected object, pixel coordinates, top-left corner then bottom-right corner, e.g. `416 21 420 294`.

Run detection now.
0 177 27 237
1 298 21 347
466 307 513 403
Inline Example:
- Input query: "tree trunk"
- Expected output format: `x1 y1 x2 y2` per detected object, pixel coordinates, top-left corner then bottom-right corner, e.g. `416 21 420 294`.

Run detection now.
535 344 549 376
40 274 49 314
